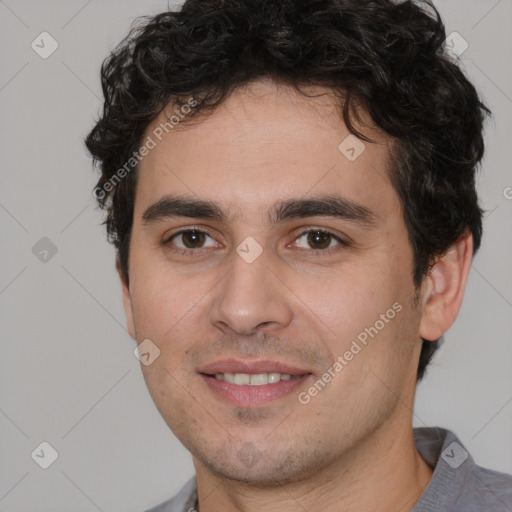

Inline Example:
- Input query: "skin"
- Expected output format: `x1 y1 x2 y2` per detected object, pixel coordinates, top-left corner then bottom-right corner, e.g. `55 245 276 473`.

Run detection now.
119 79 473 512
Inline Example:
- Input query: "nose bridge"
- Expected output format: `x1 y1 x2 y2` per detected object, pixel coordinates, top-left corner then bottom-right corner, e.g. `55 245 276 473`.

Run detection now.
209 243 293 334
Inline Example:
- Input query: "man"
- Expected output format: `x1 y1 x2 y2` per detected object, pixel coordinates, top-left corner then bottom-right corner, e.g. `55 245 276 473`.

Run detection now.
86 0 512 510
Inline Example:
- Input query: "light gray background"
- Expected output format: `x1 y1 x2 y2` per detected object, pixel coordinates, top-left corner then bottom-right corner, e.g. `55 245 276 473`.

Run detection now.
0 1 511 510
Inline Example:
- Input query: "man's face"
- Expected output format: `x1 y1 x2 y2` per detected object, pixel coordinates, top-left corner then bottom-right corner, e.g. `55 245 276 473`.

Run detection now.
122 80 424 485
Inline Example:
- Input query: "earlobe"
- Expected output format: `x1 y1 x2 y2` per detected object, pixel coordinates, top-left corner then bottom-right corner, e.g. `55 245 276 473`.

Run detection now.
419 231 473 341
116 254 136 340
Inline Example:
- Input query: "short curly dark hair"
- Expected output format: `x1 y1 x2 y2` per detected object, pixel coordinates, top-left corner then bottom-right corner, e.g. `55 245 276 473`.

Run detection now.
85 0 490 381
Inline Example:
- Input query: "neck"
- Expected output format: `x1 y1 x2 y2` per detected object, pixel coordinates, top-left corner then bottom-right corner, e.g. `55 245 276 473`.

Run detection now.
193 417 433 512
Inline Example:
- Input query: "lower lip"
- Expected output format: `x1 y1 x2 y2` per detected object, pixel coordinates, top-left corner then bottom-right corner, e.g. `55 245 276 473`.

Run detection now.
200 374 311 407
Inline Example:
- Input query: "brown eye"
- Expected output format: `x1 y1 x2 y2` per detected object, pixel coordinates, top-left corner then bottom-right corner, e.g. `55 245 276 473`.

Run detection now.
307 231 332 249
181 230 206 248
169 229 217 250
295 229 344 250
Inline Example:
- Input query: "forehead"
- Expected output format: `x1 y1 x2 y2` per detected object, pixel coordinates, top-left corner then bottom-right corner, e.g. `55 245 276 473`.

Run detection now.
135 80 397 221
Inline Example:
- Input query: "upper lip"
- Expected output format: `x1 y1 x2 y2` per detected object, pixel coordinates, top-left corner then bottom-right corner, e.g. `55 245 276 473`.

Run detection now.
198 359 312 376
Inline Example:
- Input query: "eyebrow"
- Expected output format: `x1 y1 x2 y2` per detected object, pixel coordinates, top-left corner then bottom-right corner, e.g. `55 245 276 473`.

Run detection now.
272 195 376 227
141 194 377 228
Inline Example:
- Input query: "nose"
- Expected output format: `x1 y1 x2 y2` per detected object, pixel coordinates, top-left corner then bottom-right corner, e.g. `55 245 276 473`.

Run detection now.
209 246 294 336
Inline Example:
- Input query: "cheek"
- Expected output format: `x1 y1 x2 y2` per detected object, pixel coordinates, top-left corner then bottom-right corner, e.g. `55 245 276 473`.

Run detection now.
129 263 216 372
130 280 174 337
129 257 196 332
292 264 415 388
291 263 399 339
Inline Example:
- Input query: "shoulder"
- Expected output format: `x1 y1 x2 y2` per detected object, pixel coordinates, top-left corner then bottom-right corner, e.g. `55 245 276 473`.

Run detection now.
470 464 512 509
413 427 512 511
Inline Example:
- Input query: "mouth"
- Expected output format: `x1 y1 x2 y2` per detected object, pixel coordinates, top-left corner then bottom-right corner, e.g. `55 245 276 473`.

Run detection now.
211 372 298 385
198 359 313 407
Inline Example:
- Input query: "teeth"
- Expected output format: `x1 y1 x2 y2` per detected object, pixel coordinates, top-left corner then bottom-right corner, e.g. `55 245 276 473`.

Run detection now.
214 372 293 386
267 372 281 383
233 373 250 385
250 373 269 386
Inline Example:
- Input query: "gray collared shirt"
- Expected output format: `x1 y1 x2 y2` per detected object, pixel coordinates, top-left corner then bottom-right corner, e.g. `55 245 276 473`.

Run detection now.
145 427 512 512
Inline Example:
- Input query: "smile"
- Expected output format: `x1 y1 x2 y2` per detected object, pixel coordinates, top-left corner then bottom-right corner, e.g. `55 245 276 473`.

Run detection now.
213 372 293 386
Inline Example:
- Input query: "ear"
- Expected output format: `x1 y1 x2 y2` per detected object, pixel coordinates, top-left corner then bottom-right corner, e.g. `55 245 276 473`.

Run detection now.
116 254 136 340
419 230 473 341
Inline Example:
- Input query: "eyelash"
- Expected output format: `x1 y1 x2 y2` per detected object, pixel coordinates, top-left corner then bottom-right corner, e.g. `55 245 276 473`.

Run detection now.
164 228 219 256
164 227 349 257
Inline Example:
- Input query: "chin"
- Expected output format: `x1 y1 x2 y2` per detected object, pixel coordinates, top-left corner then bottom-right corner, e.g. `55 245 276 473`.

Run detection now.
193 442 330 487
